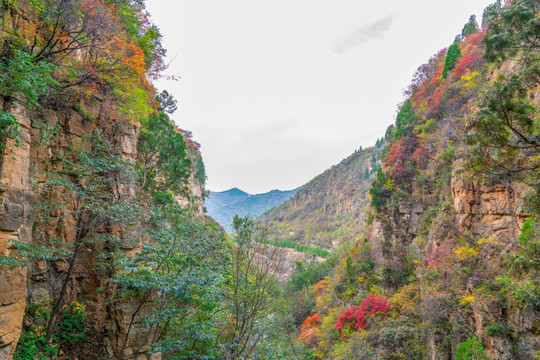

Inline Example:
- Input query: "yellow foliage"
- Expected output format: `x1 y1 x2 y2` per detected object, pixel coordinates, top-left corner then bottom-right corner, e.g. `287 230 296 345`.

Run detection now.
454 245 478 261
390 283 421 317
369 284 382 295
478 237 496 245
459 295 477 305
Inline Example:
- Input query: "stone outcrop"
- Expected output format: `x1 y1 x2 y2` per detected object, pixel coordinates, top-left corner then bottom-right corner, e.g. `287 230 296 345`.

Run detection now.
367 162 537 359
0 94 205 359
0 102 34 359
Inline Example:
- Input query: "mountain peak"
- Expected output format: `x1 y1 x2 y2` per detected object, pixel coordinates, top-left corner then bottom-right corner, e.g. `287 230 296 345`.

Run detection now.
220 187 249 196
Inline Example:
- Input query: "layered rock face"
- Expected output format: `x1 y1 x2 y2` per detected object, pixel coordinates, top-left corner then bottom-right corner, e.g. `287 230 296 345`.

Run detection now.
0 102 204 359
0 102 34 359
366 168 536 359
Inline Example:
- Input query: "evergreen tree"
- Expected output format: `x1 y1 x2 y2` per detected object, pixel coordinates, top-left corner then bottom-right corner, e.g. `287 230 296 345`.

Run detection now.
394 99 416 140
461 15 479 38
442 42 462 79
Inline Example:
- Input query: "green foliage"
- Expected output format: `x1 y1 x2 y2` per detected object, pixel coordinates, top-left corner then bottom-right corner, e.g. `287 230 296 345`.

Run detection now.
484 322 510 338
394 99 417 140
369 168 389 211
0 49 56 152
218 216 287 359
468 0 539 211
117 205 228 359
482 0 539 64
0 49 56 107
455 337 489 360
0 110 20 152
482 1 501 26
498 217 540 316
442 42 462 79
139 111 192 198
462 15 479 39
291 260 332 291
13 330 58 360
56 303 88 345
378 325 427 359
264 238 330 258
13 301 87 360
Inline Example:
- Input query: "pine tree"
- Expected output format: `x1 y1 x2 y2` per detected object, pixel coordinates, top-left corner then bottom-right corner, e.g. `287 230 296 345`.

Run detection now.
461 15 479 38
442 42 462 79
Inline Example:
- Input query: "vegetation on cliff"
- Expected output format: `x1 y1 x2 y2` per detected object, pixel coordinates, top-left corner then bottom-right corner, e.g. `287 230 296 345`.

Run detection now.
0 0 538 359
272 0 539 358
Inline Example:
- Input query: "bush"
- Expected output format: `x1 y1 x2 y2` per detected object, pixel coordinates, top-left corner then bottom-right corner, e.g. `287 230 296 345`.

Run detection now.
335 294 390 333
484 323 510 338
455 337 489 360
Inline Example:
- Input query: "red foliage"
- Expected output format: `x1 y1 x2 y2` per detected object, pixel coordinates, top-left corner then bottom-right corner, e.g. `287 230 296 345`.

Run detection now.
334 294 389 333
302 313 321 329
451 51 484 79
412 145 429 167
299 313 321 346
427 243 453 268
384 139 406 168
175 126 201 152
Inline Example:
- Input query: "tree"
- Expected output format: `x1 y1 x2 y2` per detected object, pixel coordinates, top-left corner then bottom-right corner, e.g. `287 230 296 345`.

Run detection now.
114 205 227 359
138 111 192 200
467 0 539 210
442 41 462 79
461 15 479 39
394 99 416 140
217 216 285 359
334 294 389 333
1 132 139 348
369 168 389 211
482 0 539 64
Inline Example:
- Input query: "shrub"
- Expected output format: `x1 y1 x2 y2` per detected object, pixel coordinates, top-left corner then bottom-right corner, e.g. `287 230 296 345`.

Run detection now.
484 323 510 338
335 294 390 333
455 337 489 360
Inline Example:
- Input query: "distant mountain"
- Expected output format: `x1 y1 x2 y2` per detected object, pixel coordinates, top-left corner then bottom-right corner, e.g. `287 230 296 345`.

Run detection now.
206 187 300 233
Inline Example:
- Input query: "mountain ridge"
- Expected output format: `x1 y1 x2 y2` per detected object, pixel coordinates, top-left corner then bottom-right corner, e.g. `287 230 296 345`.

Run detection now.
206 187 301 232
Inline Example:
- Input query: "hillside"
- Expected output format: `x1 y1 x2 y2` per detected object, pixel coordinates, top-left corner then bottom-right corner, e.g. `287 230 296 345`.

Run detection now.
281 3 540 359
260 142 384 251
207 187 299 232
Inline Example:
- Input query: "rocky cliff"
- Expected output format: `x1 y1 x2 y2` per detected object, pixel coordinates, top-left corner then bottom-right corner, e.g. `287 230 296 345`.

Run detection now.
0 2 207 359
277 3 540 358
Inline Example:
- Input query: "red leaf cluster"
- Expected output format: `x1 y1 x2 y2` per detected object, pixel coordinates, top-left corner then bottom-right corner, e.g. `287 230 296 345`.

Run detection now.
334 294 390 332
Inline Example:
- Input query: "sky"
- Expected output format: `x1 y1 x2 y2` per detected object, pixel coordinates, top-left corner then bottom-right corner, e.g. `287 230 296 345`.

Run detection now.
145 0 494 194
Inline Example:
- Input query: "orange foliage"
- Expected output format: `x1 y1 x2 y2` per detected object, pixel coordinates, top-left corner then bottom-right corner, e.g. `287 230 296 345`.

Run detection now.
299 313 321 346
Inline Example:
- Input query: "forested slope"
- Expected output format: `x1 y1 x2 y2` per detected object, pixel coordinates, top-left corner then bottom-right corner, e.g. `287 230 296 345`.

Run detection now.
261 143 384 251
272 2 540 359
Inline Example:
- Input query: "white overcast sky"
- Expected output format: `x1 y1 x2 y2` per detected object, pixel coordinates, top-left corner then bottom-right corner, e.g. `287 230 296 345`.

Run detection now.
145 0 493 194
